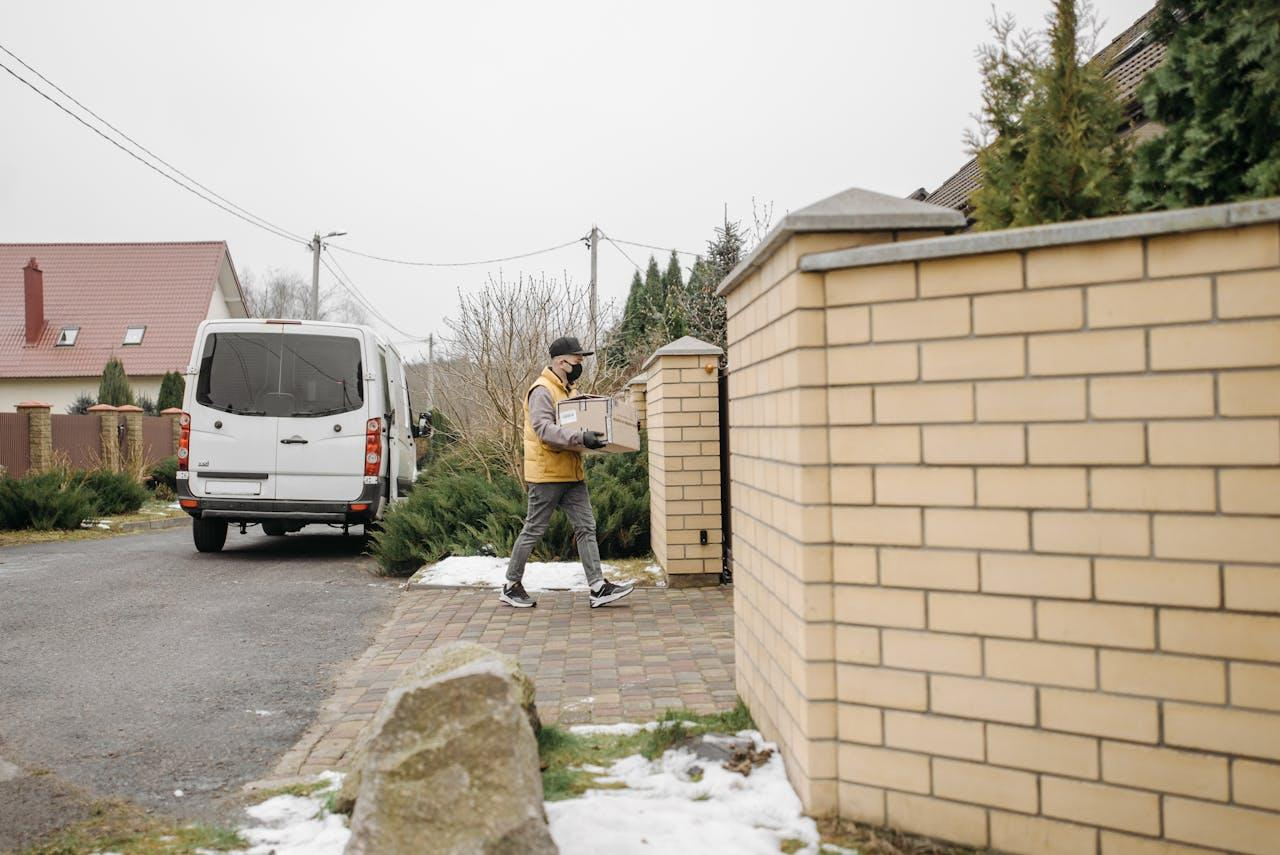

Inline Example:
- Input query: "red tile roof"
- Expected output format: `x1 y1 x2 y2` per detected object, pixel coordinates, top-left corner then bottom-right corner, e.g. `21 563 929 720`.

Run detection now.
0 241 242 378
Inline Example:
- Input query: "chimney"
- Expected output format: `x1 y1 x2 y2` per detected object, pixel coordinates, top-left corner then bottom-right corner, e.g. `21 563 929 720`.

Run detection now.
24 257 44 344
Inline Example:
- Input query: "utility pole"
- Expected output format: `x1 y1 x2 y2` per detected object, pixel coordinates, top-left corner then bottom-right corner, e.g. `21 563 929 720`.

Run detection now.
309 234 321 320
427 333 435 410
309 230 347 320
589 224 599 356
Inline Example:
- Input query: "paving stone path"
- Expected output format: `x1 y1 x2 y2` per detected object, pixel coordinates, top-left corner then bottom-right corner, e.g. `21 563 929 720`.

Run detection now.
275 586 736 777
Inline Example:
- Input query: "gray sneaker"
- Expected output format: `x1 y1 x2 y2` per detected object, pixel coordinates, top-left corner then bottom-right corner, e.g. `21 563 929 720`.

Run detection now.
500 581 536 608
589 580 635 608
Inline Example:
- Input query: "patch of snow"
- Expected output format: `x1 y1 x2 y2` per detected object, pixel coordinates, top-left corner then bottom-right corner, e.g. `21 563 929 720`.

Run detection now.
247 710 275 717
548 730 821 855
173 789 184 797
236 772 349 855
413 556 638 592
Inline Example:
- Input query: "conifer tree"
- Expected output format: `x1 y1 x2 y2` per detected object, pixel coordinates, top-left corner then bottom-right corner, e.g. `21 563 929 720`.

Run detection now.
98 357 133 407
1130 0 1280 209
156 371 186 411
969 0 1130 229
643 255 664 308
661 251 687 339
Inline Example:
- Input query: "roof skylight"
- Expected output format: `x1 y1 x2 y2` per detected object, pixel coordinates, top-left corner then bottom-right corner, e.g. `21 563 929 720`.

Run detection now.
55 326 79 346
123 325 146 346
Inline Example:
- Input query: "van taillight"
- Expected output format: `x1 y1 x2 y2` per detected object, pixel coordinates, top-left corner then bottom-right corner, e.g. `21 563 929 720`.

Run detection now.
177 412 191 471
365 417 382 478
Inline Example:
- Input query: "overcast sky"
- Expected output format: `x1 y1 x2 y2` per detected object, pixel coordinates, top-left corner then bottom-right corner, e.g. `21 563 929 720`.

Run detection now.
2 1 1155 360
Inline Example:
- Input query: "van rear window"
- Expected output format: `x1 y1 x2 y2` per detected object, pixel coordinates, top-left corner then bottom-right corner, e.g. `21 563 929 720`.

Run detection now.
196 333 363 417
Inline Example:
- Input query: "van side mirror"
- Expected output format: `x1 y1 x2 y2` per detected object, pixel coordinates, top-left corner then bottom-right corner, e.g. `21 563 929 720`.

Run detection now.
415 411 432 439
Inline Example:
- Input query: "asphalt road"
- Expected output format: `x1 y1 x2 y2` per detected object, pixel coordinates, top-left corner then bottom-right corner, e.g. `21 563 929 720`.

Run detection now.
0 524 401 844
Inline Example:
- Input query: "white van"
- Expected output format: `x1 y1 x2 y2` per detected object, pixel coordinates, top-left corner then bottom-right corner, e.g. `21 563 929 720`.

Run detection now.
176 318 420 552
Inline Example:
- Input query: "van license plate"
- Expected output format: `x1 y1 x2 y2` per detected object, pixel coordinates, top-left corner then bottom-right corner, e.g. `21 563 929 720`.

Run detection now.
205 480 262 496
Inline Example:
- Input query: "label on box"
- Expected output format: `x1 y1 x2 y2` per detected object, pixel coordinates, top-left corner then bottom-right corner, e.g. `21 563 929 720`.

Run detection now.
560 408 578 424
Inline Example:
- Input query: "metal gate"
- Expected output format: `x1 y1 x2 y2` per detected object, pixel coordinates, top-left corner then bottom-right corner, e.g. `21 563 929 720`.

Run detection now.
718 361 732 584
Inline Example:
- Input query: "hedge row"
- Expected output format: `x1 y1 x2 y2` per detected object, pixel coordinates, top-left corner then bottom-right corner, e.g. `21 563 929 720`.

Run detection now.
0 467 153 531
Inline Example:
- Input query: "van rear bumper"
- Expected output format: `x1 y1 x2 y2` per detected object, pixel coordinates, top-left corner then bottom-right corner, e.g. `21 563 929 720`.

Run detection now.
177 481 383 524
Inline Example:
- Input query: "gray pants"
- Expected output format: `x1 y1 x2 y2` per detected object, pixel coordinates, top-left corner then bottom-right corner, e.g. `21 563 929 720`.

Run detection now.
505 481 603 587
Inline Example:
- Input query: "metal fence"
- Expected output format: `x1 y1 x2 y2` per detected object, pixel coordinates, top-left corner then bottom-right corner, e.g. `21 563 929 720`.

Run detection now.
51 414 102 471
140 416 174 463
0 413 30 476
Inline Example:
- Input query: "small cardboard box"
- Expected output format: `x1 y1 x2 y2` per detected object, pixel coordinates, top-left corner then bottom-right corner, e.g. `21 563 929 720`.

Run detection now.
556 395 641 453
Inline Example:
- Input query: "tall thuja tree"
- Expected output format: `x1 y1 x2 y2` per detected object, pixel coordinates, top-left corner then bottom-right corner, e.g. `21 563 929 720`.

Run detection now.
1130 0 1280 209
684 214 745 350
98 357 133 407
156 371 186 411
969 1 1130 229
661 251 687 339
1018 0 1130 223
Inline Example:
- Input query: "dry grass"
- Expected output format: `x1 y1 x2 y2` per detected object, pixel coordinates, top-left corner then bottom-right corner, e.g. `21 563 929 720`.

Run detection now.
604 556 666 586
16 797 244 855
816 816 981 855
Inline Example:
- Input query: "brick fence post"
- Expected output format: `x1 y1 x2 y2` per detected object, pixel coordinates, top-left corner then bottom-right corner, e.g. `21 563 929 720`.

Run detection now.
642 336 724 587
627 374 648 430
15 401 53 472
87 404 120 470
160 407 183 456
116 404 144 465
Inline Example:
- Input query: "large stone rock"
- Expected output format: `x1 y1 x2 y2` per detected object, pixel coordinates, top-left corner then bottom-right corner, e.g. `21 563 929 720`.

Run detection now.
341 642 555 855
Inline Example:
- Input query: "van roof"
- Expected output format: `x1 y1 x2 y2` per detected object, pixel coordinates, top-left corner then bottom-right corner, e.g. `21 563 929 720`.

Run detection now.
198 318 403 357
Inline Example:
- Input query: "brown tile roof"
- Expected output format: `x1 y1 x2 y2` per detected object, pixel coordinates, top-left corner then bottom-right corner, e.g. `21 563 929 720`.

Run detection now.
924 4 1166 215
0 241 242 378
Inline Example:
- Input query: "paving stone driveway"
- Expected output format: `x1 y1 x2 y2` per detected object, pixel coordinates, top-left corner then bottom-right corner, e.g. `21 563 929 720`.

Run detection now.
275 586 736 777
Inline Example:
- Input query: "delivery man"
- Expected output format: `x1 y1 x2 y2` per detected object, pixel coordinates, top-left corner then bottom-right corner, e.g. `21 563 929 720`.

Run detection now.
500 336 635 609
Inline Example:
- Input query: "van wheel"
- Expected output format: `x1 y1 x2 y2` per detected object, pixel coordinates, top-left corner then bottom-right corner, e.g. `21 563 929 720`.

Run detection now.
262 521 288 536
193 518 228 553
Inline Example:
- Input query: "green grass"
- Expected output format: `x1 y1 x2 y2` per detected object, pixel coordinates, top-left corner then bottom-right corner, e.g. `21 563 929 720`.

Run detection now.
16 798 246 855
246 779 332 804
538 699 755 801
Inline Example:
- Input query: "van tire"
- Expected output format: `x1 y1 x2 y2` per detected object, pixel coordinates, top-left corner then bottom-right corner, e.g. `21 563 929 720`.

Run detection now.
193 518 228 553
262 521 288 536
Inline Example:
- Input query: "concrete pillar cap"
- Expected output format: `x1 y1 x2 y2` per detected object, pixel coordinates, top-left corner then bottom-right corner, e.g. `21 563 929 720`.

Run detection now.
86 404 118 412
115 404 144 413
159 407 184 415
15 401 53 409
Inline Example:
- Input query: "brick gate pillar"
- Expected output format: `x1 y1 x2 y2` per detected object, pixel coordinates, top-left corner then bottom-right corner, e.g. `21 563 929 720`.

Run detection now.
643 336 725 588
116 404 144 464
88 404 120 470
15 401 53 472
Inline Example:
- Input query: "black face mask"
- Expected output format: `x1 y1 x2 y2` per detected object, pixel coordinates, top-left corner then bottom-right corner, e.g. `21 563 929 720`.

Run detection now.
564 362 583 385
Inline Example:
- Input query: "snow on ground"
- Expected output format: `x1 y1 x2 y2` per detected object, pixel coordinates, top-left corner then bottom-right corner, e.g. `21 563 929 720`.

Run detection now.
232 732 831 855
548 730 825 855
412 555 663 592
232 772 349 855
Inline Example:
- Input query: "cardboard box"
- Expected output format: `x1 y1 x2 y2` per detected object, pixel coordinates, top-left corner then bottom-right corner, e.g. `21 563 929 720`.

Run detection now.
556 395 641 453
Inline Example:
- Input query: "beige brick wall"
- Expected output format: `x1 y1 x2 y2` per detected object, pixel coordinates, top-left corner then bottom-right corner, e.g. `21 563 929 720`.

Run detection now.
645 351 724 586
726 216 1280 852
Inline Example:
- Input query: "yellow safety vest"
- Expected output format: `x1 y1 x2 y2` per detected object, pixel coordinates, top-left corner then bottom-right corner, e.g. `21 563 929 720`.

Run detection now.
522 368 585 483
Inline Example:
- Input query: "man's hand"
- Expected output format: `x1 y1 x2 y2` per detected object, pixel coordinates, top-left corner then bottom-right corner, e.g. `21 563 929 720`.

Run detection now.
582 430 606 450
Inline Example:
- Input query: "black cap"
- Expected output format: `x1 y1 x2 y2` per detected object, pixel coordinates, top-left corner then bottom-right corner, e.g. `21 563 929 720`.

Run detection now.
549 336 594 358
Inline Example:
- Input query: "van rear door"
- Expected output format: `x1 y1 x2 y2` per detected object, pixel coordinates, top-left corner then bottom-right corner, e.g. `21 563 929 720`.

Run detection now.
273 326 368 502
189 324 282 499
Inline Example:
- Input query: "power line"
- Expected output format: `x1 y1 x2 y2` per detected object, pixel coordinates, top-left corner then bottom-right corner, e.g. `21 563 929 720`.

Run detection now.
327 236 588 268
0 48 309 247
321 250 432 341
606 235 702 258
598 231 643 274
